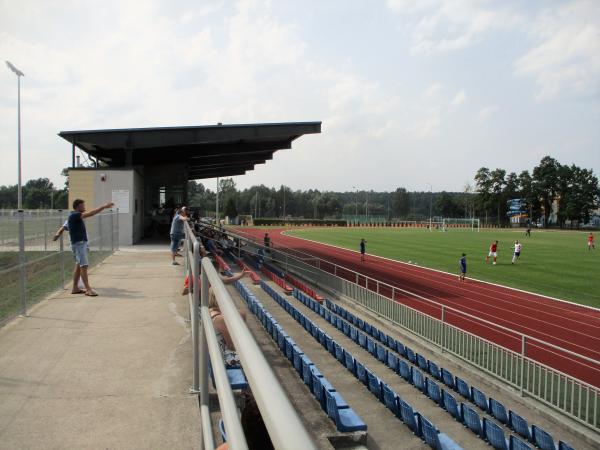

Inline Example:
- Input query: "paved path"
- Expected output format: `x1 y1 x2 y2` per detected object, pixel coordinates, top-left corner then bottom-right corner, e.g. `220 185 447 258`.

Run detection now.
0 249 199 449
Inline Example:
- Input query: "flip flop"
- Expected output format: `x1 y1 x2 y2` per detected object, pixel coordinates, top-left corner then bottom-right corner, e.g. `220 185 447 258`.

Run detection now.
85 290 98 297
71 290 85 294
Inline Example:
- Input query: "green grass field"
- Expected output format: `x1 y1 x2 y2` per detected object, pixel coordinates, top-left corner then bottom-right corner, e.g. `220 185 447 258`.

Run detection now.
285 227 599 308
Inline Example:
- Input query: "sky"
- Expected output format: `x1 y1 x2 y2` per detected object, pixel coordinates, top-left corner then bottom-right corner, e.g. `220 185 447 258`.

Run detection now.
0 0 599 193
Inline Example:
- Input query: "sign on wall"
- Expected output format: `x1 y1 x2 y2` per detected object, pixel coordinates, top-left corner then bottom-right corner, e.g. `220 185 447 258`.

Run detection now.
111 189 130 214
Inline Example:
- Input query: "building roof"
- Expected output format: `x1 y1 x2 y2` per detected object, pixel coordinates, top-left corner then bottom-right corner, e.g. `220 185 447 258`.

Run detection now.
58 122 321 179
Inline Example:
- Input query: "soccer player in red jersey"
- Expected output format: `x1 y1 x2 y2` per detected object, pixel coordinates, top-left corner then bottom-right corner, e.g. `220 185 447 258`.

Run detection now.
588 233 595 250
486 240 499 265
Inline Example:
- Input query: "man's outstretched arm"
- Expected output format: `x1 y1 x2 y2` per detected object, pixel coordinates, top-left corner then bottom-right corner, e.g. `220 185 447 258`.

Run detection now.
82 202 114 219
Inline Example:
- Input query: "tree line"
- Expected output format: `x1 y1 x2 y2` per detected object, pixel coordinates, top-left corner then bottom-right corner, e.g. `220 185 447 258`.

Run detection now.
475 156 599 227
0 177 68 210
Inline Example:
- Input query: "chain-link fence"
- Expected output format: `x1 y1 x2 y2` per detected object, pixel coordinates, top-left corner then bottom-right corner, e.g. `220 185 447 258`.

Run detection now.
0 209 119 326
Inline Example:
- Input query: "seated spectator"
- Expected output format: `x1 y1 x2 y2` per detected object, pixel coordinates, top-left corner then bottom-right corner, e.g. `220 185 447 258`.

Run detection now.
209 287 247 366
181 258 248 295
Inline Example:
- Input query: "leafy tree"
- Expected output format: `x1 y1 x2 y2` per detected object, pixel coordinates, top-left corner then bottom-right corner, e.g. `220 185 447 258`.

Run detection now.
223 196 238 218
474 167 493 223
490 169 506 225
532 156 560 227
23 178 55 209
392 188 410 217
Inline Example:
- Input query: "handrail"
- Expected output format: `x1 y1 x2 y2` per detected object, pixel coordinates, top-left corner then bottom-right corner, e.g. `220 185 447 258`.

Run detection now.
226 227 600 368
184 222 317 450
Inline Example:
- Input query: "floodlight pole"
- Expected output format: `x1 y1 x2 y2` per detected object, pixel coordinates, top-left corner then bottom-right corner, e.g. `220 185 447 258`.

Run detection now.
426 182 433 231
6 61 24 209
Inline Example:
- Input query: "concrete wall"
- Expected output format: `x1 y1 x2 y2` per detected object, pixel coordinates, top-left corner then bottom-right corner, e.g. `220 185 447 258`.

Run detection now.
68 168 145 246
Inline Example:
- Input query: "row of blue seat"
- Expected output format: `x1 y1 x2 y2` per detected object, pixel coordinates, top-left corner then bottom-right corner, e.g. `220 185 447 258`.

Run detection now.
235 280 367 433
318 296 574 450
271 284 464 449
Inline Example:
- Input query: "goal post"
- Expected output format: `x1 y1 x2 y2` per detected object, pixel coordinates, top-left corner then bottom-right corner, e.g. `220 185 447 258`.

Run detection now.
442 218 480 231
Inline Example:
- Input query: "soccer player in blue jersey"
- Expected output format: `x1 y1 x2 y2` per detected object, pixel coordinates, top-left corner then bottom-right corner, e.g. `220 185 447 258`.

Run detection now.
459 253 467 282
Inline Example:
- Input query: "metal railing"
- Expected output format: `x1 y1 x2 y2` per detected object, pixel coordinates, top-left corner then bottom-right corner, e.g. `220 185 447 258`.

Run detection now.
183 222 317 450
226 228 600 431
0 209 119 325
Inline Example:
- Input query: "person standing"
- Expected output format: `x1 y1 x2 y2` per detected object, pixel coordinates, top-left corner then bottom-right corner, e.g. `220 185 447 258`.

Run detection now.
360 238 367 262
68 198 113 296
170 207 188 265
263 232 271 252
512 240 522 264
525 224 531 237
486 240 499 265
459 253 467 282
588 233 595 250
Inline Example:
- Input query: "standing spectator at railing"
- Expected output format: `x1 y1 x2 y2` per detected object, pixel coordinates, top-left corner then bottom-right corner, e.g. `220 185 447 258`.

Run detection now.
68 198 114 296
263 232 270 251
170 206 189 265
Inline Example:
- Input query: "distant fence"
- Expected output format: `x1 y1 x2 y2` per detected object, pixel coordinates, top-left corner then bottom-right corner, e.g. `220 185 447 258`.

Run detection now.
227 229 600 432
0 210 119 325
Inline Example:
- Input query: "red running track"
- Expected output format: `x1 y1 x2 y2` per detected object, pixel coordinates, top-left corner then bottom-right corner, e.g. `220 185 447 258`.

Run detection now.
236 227 600 387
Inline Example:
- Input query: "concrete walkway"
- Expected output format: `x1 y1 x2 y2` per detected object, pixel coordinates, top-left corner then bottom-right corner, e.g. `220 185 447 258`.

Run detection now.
0 249 200 449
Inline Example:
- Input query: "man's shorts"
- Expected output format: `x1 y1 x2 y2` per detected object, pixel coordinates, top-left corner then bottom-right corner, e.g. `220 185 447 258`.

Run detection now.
170 233 184 253
514 252 521 257
488 251 497 257
72 241 89 267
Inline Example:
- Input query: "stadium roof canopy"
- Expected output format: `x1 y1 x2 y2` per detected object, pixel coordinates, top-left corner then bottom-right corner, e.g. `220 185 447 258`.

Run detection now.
58 122 321 179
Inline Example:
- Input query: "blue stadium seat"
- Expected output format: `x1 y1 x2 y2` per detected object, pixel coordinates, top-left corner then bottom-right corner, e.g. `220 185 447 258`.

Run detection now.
509 411 532 442
336 316 343 329
334 342 345 363
441 368 455 390
370 325 380 339
312 373 326 410
364 367 374 389
358 332 367 349
412 368 426 393
277 331 287 351
301 356 314 386
456 376 471 400
532 425 557 450
489 398 509 425
367 371 383 401
387 352 399 372
325 335 333 353
284 338 295 360
426 378 443 406
356 361 368 385
342 321 350 336
324 310 330 321
509 435 532 450
357 318 365 329
293 347 304 374
379 330 388 345
382 383 400 417
399 399 422 437
344 352 356 376
376 344 388 362
483 418 509 450
312 323 320 340
327 336 335 355
472 387 489 412
396 340 407 358
325 390 367 432
462 404 483 438
350 327 358 343
558 441 574 450
417 353 429 371
387 336 397 352
319 330 327 347
367 337 376 356
398 360 412 381
428 360 441 380
364 323 372 334
420 415 463 450
219 419 227 443
442 390 462 422
406 346 417 364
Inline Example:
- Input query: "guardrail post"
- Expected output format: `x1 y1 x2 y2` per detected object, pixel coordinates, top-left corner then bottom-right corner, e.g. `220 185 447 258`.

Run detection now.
520 335 526 396
18 210 27 317
192 241 201 393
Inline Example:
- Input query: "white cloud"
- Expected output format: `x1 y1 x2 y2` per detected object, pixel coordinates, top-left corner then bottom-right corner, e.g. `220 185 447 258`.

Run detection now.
514 0 600 101
451 89 466 107
478 105 498 122
386 0 521 53
422 82 443 100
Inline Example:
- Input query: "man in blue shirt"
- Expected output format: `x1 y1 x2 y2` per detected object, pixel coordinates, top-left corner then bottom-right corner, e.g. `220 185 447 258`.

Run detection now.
459 253 467 282
69 198 113 296
170 207 189 265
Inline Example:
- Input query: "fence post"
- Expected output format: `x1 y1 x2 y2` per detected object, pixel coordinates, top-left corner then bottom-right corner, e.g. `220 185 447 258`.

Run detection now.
440 305 446 352
18 210 27 316
391 287 395 301
110 210 115 252
520 335 526 396
44 218 47 252
334 265 337 276
115 208 120 250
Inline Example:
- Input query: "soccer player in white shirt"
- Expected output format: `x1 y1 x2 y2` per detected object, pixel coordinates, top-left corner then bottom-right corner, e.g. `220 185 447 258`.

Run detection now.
512 240 522 264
